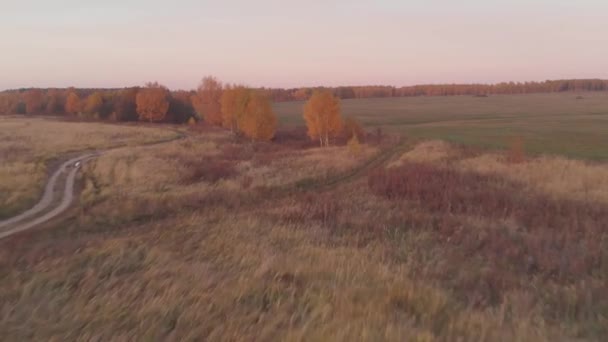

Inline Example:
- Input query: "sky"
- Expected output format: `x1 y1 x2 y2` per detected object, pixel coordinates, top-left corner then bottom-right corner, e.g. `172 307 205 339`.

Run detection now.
1 0 607 90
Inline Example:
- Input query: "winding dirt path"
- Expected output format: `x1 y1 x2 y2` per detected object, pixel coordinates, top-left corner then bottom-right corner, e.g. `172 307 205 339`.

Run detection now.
0 153 99 240
0 128 186 240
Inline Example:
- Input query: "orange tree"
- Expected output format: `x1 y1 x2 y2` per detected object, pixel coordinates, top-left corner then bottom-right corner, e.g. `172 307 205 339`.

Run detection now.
240 90 277 141
303 89 342 147
136 82 170 122
192 76 223 126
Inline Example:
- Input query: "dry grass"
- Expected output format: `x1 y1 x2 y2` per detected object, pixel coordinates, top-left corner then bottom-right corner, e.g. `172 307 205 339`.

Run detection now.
238 145 378 188
0 117 179 218
390 140 454 165
0 127 607 340
459 153 608 204
394 139 608 205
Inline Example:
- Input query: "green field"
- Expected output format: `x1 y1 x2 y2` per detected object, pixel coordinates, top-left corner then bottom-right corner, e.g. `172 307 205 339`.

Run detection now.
274 92 608 160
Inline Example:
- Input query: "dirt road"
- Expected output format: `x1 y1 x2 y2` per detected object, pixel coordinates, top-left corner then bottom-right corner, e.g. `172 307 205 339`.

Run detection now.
0 153 99 240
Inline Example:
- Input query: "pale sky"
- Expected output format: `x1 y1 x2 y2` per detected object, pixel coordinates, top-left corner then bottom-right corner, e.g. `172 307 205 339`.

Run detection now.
1 0 607 90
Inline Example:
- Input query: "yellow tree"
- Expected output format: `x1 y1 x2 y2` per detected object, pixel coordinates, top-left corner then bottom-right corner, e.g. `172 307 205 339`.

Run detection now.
84 92 103 117
192 76 223 126
240 90 277 141
303 89 342 147
65 91 81 115
136 82 170 122
221 85 251 133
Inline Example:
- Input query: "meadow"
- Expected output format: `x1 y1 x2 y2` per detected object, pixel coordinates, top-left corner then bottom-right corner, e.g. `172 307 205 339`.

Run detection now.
0 117 179 219
0 114 607 340
274 92 608 160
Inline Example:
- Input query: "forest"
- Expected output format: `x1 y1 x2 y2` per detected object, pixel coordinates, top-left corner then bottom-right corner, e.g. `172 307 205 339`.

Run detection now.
2 78 607 124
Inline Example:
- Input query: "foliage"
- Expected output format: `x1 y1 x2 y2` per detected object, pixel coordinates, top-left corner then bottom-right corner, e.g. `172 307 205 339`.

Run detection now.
44 89 64 115
113 87 139 122
268 78 608 102
220 84 239 132
240 90 277 141
24 89 44 114
192 76 223 126
303 89 343 147
168 90 195 124
65 91 81 116
342 117 365 141
136 82 170 122
84 92 104 117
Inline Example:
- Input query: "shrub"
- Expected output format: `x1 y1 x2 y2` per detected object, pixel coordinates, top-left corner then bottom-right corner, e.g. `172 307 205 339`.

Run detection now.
180 157 237 184
347 133 362 157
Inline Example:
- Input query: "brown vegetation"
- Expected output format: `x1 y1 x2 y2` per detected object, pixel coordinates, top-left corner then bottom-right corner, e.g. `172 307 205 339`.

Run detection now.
0 126 607 340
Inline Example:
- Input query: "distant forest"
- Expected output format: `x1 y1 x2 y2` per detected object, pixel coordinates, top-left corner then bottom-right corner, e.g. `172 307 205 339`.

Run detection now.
1 78 607 124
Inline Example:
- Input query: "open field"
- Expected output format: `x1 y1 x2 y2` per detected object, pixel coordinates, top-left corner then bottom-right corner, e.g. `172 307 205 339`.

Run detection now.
0 117 179 219
274 92 608 160
1 118 607 340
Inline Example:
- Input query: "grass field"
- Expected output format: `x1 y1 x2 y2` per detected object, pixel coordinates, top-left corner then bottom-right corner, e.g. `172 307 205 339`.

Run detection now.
274 92 608 160
0 117 179 219
0 114 607 340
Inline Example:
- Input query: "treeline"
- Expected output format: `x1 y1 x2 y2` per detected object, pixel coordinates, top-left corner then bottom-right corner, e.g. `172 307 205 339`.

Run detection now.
2 78 607 123
266 79 608 101
0 86 196 123
0 77 278 141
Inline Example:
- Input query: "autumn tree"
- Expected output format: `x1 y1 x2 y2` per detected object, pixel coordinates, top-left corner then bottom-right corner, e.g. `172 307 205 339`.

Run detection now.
192 76 223 126
136 82 170 122
44 89 63 115
24 89 44 114
240 90 277 141
221 85 250 133
84 92 104 118
65 91 81 116
303 89 343 147
113 87 139 121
